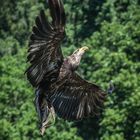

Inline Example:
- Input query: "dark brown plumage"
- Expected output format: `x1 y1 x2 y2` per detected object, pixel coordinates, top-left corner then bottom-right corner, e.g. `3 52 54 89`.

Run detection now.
26 0 106 135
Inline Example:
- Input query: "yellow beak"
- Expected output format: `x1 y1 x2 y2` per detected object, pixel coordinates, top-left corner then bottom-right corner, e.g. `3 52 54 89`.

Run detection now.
80 46 89 51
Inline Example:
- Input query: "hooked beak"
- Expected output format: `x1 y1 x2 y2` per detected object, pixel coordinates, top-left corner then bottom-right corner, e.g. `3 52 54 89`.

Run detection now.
79 46 89 51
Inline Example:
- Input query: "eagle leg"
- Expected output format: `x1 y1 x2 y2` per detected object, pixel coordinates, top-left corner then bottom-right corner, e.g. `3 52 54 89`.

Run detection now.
40 105 55 135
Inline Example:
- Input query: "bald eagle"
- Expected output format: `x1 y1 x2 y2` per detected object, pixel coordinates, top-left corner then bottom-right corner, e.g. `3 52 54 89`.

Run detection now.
26 0 106 135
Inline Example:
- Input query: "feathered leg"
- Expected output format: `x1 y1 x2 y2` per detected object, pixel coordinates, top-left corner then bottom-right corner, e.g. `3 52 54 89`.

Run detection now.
35 88 56 135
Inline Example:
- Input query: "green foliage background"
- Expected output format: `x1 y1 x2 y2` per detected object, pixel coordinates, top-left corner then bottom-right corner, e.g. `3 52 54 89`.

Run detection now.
0 0 140 139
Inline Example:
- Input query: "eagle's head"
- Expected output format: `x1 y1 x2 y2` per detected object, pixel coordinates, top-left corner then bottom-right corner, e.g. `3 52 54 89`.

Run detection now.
70 46 89 70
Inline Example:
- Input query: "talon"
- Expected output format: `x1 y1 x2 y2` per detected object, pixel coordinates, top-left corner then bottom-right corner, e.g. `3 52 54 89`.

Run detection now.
40 127 45 136
40 106 55 135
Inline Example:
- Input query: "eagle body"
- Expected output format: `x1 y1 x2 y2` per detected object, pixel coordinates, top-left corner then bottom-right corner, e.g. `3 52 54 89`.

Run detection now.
59 51 85 78
26 0 106 135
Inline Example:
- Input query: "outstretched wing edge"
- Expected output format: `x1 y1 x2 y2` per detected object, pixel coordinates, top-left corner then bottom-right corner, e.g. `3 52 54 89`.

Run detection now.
26 0 66 87
49 73 107 121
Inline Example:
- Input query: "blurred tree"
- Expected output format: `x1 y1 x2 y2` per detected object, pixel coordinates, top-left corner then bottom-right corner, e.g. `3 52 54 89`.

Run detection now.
76 0 140 140
0 0 140 140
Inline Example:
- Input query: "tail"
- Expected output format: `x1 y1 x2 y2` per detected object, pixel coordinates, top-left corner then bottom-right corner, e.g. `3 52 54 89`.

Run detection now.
35 88 55 135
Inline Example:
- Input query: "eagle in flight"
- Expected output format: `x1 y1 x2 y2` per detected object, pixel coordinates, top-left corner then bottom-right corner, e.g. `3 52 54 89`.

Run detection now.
26 0 106 135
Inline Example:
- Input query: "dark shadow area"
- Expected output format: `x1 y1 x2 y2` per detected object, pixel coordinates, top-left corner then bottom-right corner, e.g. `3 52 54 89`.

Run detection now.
75 116 101 140
76 0 105 42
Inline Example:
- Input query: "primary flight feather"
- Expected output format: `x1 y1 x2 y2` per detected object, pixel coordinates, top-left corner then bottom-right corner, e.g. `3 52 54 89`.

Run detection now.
26 0 106 135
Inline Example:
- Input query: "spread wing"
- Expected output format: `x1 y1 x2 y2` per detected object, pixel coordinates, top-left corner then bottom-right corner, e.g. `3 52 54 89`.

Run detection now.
49 73 107 121
26 0 66 87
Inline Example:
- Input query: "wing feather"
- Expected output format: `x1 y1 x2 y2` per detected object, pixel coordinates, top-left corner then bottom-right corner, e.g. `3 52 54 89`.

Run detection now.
26 0 66 87
49 73 107 121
